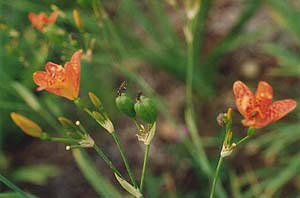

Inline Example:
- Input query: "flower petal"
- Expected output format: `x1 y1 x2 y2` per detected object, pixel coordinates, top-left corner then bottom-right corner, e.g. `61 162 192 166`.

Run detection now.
28 12 37 22
47 11 58 24
46 85 75 100
265 99 296 124
255 81 273 113
33 71 49 91
65 50 82 98
45 62 64 74
233 81 255 120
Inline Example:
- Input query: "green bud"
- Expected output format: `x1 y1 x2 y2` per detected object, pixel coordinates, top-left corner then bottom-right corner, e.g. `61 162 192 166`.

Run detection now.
247 127 256 137
88 92 102 109
134 95 157 124
58 117 74 128
92 111 106 123
116 93 136 118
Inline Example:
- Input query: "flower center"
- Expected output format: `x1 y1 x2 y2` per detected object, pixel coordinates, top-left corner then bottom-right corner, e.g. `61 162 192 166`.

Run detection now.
251 111 257 118
251 108 264 120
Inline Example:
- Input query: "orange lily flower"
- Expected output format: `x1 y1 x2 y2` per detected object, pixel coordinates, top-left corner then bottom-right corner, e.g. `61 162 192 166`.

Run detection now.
33 50 82 100
233 81 296 128
28 11 58 31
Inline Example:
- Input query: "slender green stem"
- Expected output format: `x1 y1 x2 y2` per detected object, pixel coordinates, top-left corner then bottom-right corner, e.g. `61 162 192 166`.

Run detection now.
74 98 137 186
185 24 211 176
236 135 251 146
93 144 123 178
140 145 150 192
185 13 214 178
132 118 142 131
0 174 36 198
185 37 194 104
184 3 227 198
50 137 79 144
111 131 137 187
209 156 224 198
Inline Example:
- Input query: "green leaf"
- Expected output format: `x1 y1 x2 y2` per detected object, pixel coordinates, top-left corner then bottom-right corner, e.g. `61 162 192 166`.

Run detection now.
11 164 60 185
0 174 36 198
262 43 300 76
266 0 300 40
11 82 41 112
0 152 8 170
11 81 60 131
0 192 26 198
72 149 121 198
263 43 300 66
258 155 300 197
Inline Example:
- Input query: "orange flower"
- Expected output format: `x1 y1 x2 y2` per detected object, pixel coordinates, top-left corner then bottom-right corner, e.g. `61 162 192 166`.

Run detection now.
233 81 296 128
28 11 58 31
11 112 42 138
33 50 82 100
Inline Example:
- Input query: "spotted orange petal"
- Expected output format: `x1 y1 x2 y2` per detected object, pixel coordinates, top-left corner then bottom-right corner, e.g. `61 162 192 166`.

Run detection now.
33 71 50 91
233 81 255 120
64 50 82 98
45 62 64 73
265 99 296 124
255 81 273 114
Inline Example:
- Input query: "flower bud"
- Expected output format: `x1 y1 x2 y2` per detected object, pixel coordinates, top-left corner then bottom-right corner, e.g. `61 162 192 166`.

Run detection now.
73 9 82 30
134 95 157 124
116 93 136 118
88 92 102 109
58 117 74 128
247 127 256 137
216 113 226 127
10 112 42 138
92 111 114 133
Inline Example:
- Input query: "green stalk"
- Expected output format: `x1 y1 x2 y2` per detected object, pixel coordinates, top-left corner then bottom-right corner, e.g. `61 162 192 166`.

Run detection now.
185 1 227 197
111 131 137 187
49 137 79 144
236 127 256 145
236 135 251 146
185 12 211 178
139 145 150 192
209 157 224 198
0 174 36 198
93 144 123 178
95 1 221 195
73 99 136 186
72 149 122 198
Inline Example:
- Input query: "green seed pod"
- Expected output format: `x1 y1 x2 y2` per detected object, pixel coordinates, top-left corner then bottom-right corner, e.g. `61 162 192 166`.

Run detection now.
134 95 157 124
116 93 136 118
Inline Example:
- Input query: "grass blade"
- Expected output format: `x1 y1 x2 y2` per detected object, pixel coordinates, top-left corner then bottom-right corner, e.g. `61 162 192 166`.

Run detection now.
72 149 122 198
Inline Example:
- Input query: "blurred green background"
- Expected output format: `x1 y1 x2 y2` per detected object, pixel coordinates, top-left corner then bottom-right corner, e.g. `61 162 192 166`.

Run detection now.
1 0 300 197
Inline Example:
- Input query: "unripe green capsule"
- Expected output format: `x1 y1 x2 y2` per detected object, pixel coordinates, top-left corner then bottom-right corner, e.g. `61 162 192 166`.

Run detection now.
134 95 157 124
116 93 136 118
